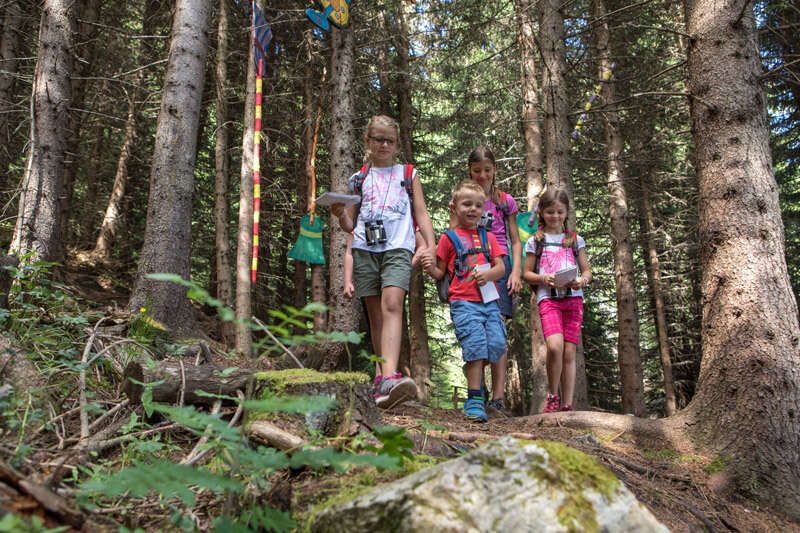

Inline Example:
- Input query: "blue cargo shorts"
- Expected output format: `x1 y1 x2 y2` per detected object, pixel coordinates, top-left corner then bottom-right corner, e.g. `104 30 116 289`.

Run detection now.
450 300 507 364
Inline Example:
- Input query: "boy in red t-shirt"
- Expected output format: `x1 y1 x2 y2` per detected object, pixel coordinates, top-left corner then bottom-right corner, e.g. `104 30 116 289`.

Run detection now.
421 180 507 422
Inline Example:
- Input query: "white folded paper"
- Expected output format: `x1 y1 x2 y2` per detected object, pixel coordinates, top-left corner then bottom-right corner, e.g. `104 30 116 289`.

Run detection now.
316 192 361 207
474 263 500 303
554 265 578 287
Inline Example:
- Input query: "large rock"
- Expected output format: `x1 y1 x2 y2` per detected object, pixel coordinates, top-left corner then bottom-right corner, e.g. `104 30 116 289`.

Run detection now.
312 436 668 532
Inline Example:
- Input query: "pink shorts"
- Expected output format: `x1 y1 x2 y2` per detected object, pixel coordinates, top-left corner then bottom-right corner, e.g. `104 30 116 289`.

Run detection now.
539 297 584 344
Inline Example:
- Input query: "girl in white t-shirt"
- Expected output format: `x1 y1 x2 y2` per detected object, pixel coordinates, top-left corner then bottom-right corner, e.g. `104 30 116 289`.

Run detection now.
331 115 436 409
522 188 592 413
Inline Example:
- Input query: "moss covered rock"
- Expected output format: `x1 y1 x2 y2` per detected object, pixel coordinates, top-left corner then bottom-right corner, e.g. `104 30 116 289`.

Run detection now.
311 436 667 532
248 369 379 437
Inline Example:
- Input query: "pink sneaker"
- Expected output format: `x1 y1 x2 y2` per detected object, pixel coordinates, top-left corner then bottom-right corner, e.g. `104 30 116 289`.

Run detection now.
560 403 573 412
543 393 561 414
371 374 383 399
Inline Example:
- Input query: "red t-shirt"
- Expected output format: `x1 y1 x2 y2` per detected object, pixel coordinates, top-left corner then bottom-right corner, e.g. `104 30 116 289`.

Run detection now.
436 228 504 302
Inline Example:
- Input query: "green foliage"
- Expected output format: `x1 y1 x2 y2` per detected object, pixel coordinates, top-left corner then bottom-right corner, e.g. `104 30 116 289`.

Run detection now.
704 455 727 475
0 514 68 533
81 392 404 530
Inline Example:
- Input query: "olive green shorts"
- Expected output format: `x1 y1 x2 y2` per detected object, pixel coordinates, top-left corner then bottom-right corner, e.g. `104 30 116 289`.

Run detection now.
353 248 413 298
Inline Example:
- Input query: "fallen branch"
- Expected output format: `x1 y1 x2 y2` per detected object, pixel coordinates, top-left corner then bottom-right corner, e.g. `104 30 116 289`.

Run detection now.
0 460 85 528
252 316 304 368
247 420 307 451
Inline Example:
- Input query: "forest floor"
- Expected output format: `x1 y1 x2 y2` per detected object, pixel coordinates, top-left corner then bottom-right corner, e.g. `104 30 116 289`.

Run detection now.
1 259 799 532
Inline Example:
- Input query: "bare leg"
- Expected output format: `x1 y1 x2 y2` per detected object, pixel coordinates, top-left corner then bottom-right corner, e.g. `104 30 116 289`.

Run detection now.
545 333 564 395
490 352 507 400
363 295 383 375
465 360 485 390
379 286 406 377
560 341 577 406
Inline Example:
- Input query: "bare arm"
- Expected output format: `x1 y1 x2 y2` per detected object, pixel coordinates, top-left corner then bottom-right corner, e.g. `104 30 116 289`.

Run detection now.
505 215 523 294
343 233 354 298
411 178 436 260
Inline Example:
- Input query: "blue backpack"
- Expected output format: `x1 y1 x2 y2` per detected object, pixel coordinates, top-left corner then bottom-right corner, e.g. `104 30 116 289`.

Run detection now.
436 227 492 303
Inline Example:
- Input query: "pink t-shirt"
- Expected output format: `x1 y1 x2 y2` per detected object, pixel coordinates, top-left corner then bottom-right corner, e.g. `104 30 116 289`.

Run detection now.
482 192 518 255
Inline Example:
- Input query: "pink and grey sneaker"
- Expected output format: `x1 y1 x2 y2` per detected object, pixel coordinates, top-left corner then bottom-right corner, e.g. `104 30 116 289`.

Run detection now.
374 373 418 410
543 393 561 414
371 374 383 399
560 403 573 412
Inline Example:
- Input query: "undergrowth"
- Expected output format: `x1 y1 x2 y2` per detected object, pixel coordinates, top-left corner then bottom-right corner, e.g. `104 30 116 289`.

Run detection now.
0 267 415 532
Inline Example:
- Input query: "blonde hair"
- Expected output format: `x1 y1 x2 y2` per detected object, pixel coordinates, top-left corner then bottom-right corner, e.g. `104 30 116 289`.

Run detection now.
534 187 576 248
451 179 487 203
363 115 401 165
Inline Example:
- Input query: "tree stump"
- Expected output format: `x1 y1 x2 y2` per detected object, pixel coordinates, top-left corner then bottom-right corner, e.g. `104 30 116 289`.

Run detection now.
246 369 379 440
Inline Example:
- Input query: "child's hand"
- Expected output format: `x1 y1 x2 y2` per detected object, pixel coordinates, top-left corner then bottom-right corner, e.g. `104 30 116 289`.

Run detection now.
508 272 522 294
331 203 345 218
541 274 555 287
420 253 434 273
472 268 488 286
343 282 355 298
411 246 426 268
568 276 586 290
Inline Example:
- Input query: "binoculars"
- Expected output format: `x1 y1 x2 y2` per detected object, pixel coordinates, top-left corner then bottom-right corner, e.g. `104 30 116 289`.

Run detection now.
364 220 387 246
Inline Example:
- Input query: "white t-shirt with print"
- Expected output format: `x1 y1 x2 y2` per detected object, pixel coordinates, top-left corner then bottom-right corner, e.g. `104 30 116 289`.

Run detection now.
349 164 416 254
525 232 586 304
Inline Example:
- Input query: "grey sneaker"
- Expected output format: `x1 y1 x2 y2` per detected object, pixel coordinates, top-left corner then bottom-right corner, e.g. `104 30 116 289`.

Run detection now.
486 398 508 418
374 375 418 409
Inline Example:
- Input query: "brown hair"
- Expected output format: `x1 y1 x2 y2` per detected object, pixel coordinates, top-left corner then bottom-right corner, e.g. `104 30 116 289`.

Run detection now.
451 179 487 204
467 145 502 205
363 115 401 165
535 187 576 248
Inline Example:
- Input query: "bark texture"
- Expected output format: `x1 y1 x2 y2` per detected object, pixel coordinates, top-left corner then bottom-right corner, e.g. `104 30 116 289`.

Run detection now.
683 0 800 518
516 0 548 414
638 172 677 415
129 0 211 332
10 0 75 262
594 0 645 416
213 0 234 344
323 26 359 370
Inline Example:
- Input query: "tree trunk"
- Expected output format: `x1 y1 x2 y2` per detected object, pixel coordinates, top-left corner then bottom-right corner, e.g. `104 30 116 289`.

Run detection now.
516 0 548 415
638 171 677 415
377 12 393 115
213 0 234 344
235 0 259 354
538 0 587 409
396 4 431 402
593 0 645 416
683 0 800 517
129 0 211 333
323 25 359 370
59 0 100 246
10 0 75 262
0 0 22 183
93 96 135 256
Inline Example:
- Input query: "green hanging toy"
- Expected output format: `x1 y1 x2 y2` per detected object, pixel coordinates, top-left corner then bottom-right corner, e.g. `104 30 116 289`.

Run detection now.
289 213 325 264
288 66 327 266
